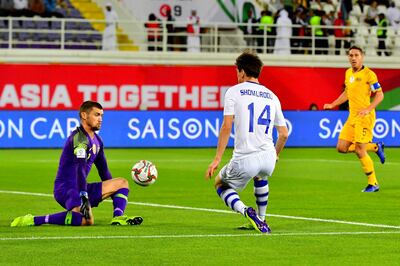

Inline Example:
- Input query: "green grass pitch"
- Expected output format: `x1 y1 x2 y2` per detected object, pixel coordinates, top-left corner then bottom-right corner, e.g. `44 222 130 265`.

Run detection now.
0 148 399 265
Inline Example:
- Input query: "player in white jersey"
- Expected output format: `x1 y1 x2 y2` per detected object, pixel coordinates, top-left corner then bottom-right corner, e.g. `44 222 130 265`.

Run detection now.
206 51 288 233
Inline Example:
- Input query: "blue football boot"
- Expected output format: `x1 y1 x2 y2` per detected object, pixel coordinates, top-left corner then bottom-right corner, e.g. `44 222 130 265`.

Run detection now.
375 142 385 164
362 184 380 193
244 207 271 233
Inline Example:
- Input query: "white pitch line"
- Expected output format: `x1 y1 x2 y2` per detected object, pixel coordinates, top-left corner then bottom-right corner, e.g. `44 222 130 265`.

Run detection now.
1 190 400 230
9 158 400 165
8 159 212 163
284 158 399 166
128 201 400 229
1 231 400 241
0 190 53 198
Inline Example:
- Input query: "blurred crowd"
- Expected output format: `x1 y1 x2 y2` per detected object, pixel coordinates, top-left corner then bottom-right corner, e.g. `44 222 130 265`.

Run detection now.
142 0 399 55
2 0 400 55
242 0 400 55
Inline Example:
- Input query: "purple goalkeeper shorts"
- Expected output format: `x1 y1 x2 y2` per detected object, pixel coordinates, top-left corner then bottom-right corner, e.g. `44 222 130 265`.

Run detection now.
54 182 103 211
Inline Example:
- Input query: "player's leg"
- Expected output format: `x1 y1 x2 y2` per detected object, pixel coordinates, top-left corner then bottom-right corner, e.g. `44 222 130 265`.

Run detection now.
354 120 380 192
216 179 268 233
356 115 385 163
41 188 90 225
355 143 379 192
363 114 385 163
101 178 130 217
11 210 84 227
238 177 269 230
253 151 276 222
253 177 269 222
239 151 276 230
12 188 86 227
101 177 129 199
337 120 354 153
345 141 384 155
100 178 143 225
216 160 270 233
337 139 353 153
363 142 385 164
237 177 269 230
214 174 247 216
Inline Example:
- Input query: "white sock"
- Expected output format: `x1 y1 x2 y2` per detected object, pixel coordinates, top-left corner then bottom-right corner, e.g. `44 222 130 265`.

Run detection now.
254 179 269 221
217 187 246 215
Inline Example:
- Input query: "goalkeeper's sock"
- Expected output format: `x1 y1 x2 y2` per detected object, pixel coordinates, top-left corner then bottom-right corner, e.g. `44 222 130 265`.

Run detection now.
112 188 129 217
34 211 82 226
216 187 246 215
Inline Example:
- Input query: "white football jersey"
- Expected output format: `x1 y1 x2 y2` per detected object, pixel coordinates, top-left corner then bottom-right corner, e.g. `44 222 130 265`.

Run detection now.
224 81 286 159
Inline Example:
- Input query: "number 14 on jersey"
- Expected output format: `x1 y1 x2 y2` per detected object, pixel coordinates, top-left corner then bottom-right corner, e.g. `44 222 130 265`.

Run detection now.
248 103 271 134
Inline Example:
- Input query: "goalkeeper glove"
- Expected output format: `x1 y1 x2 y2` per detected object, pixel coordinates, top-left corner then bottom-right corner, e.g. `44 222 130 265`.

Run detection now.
79 191 91 220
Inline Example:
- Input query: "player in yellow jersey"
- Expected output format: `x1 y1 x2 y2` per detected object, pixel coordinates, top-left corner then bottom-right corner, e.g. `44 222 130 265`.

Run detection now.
324 46 385 193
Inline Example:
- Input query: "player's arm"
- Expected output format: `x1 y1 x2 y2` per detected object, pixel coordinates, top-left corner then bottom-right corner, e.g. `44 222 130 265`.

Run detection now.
73 142 91 219
75 158 92 219
359 90 384 116
94 147 113 181
74 144 88 192
205 115 233 179
274 99 288 161
323 91 348 110
275 125 288 160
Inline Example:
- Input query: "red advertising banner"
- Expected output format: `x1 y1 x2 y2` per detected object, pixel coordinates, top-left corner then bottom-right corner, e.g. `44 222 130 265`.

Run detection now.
0 64 398 110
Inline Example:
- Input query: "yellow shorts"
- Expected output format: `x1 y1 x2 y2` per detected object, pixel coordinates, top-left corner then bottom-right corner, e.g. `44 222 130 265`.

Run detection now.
339 115 375 144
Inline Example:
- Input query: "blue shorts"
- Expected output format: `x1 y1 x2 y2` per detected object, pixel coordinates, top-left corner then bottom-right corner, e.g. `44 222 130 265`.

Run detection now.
54 182 103 211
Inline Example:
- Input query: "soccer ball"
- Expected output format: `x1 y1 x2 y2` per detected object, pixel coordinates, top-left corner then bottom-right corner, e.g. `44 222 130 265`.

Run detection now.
131 160 158 186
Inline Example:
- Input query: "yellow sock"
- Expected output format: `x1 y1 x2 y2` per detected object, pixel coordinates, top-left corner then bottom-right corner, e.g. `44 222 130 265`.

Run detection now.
348 144 355 152
366 143 378 152
359 155 378 185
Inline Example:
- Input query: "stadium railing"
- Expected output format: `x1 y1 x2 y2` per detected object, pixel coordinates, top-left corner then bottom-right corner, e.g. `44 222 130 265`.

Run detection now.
0 16 399 57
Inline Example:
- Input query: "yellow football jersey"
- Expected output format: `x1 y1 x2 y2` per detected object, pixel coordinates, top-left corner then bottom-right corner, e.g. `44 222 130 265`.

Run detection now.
344 66 382 119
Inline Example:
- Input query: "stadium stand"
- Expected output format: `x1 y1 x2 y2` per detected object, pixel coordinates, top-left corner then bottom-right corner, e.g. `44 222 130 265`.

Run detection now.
62 0 137 51
0 0 137 50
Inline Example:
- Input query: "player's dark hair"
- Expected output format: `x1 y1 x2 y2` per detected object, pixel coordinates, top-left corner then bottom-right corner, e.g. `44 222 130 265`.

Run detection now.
347 45 364 55
79 101 103 119
235 51 263 78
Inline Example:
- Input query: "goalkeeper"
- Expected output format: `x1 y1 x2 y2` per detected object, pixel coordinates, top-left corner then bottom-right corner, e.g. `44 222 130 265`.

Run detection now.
11 101 142 226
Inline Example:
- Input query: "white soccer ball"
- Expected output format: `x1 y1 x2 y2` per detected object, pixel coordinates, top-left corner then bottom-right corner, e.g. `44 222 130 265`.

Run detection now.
131 160 158 186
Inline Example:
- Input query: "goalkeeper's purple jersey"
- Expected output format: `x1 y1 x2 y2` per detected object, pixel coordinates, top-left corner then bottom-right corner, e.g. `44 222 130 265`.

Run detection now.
54 126 112 194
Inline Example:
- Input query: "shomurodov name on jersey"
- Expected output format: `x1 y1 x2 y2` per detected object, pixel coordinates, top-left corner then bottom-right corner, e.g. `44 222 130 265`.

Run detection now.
240 89 273 99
